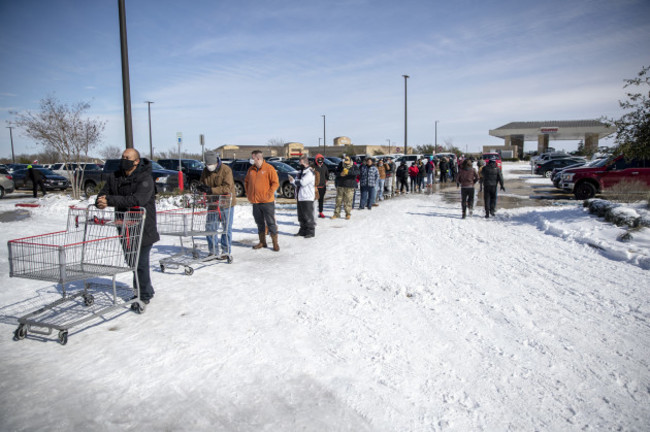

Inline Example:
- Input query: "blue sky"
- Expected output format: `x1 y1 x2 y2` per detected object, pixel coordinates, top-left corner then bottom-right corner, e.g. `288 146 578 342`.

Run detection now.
1 0 649 159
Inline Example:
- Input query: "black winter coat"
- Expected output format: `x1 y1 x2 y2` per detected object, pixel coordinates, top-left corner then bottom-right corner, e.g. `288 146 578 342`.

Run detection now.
97 158 160 247
396 164 408 180
482 163 504 189
335 163 359 188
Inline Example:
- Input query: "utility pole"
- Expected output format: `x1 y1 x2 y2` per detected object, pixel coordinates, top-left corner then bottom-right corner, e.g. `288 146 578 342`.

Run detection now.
118 0 134 149
403 75 409 156
386 138 391 155
145 101 154 159
6 126 15 163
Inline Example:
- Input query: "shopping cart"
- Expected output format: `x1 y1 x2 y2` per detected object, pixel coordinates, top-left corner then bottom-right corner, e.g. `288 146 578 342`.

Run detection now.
157 193 233 275
8 205 146 345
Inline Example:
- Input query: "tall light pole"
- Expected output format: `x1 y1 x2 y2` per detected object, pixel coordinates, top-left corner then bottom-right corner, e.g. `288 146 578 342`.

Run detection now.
318 137 322 151
386 138 391 155
403 75 409 156
145 101 154 159
118 0 134 149
322 115 326 148
434 120 439 151
6 126 15 163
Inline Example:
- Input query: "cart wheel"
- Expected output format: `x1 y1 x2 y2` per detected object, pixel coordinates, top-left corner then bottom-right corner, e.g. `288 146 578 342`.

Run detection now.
227 256 233 264
184 267 194 276
13 324 27 341
131 302 145 314
58 330 68 346
160 264 166 273
83 294 94 307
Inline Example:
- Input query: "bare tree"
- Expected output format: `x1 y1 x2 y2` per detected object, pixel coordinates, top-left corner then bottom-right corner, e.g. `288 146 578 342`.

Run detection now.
100 145 123 160
266 138 285 156
10 95 106 198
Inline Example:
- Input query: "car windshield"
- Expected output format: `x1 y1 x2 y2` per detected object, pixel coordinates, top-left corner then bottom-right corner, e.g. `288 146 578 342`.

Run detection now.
185 160 204 170
483 154 499 160
590 158 610 168
37 168 56 176
326 157 342 164
270 162 296 173
151 162 166 170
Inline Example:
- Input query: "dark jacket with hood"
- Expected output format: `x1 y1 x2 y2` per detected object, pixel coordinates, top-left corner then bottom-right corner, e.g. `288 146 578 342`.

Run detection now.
313 154 329 188
97 158 160 247
482 161 504 189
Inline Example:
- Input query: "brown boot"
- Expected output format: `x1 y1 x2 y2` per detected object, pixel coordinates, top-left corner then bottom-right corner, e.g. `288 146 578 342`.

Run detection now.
271 233 280 252
252 232 267 249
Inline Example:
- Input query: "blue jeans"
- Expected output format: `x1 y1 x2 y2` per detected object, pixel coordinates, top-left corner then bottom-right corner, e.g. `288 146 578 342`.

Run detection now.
376 179 385 201
206 206 234 255
359 185 376 209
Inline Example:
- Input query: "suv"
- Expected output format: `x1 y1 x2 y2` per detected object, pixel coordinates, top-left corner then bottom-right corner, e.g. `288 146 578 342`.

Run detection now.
482 153 503 169
157 159 205 192
229 160 297 198
560 155 650 199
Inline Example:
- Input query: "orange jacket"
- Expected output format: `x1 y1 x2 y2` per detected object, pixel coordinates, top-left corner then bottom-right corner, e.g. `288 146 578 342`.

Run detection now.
244 161 279 204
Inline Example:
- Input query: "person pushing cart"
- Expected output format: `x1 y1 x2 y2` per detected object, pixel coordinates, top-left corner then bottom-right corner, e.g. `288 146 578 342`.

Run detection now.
96 148 159 305
197 151 236 260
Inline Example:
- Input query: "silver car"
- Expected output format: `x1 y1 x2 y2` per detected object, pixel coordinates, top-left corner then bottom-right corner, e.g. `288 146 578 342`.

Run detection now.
0 168 15 198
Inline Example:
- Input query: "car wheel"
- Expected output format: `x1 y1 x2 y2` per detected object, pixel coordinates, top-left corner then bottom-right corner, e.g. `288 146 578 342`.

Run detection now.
0 186 4 199
234 182 245 197
84 181 97 197
189 179 201 194
282 182 295 199
544 170 553 178
574 182 596 200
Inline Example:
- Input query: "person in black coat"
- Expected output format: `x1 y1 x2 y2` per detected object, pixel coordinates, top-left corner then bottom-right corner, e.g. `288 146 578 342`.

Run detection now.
28 165 47 198
481 160 505 218
96 148 159 304
439 158 449 183
396 161 409 194
313 154 329 218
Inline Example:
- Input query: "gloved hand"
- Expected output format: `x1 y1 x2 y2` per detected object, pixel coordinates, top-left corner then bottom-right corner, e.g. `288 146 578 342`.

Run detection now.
341 168 349 176
198 183 212 193
500 187 505 192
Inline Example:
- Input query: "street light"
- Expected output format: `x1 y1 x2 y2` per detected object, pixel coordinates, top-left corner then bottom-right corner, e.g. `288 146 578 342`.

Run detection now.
319 137 322 151
386 138 391 155
403 75 409 156
6 126 15 163
435 120 439 150
145 101 154 159
322 115 326 148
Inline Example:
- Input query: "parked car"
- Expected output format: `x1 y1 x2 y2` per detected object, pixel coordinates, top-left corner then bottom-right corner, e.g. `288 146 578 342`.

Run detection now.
482 152 503 170
229 159 297 199
394 154 425 165
156 159 205 192
7 163 42 173
560 155 650 199
551 161 588 188
534 157 585 178
11 168 70 191
0 168 15 198
79 159 180 196
49 162 103 182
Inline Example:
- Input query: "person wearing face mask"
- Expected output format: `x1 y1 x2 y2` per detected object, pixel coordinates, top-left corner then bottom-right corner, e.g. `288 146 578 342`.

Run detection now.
332 156 359 220
312 154 329 218
199 151 236 259
288 154 315 238
96 148 159 305
244 150 280 251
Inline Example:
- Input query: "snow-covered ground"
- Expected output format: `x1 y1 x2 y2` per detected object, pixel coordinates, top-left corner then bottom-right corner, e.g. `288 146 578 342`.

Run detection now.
1 163 649 431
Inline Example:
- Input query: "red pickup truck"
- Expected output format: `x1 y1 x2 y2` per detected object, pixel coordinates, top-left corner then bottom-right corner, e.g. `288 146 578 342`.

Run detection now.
560 155 650 199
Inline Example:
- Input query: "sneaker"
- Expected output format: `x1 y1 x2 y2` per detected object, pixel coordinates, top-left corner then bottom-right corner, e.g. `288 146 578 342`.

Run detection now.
215 254 230 260
319 212 325 218
372 203 379 207
331 215 339 219
345 215 351 220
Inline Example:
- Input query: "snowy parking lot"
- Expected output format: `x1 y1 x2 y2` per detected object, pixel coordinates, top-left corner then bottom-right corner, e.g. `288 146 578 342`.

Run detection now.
0 162 649 431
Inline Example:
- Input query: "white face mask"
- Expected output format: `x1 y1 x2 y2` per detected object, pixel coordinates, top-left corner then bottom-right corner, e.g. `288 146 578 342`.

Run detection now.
207 164 217 172
249 158 256 165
